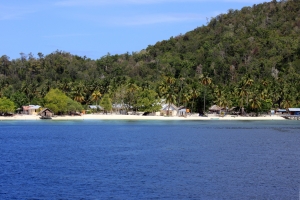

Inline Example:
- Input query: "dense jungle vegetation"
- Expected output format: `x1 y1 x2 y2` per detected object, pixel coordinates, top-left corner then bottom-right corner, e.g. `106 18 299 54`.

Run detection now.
0 0 300 114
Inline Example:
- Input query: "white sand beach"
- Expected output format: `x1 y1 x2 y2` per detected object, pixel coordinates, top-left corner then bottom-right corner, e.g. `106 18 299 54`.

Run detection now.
0 114 286 121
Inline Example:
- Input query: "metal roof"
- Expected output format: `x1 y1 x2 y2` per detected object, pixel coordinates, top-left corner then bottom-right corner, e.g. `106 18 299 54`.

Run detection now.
277 109 287 112
288 108 300 112
162 104 178 111
89 105 102 109
29 105 41 110
23 105 41 110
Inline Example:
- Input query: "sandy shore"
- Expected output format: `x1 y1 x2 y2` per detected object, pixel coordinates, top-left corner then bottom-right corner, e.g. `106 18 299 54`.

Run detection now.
0 114 286 121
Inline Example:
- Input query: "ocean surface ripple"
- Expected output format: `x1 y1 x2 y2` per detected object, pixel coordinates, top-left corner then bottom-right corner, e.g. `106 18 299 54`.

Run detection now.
0 120 300 199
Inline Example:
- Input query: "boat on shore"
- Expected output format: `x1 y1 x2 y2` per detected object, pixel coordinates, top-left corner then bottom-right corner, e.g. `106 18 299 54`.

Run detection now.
40 116 52 119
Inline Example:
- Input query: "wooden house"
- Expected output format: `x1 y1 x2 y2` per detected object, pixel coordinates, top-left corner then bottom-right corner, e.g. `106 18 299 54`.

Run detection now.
39 108 54 119
22 105 41 115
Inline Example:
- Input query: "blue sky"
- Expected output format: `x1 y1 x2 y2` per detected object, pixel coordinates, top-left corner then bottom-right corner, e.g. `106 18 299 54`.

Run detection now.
1 0 268 60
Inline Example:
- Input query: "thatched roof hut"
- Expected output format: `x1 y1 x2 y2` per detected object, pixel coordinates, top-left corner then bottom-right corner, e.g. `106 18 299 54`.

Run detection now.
209 105 221 111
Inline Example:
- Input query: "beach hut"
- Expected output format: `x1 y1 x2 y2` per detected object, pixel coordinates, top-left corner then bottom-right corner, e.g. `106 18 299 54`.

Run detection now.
161 104 178 116
288 108 300 115
88 105 103 113
39 108 54 119
276 109 287 115
22 105 41 115
112 103 127 114
178 108 188 117
209 105 222 114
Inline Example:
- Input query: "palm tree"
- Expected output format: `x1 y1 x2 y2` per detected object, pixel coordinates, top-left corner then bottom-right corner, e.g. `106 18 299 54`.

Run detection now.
249 92 262 114
281 94 294 109
158 81 168 97
189 83 199 113
201 75 212 113
91 90 102 105
73 90 85 103
215 95 227 108
244 75 254 106
127 82 140 112
235 75 255 115
181 91 190 108
165 86 177 116
72 82 86 103
178 77 185 106
165 76 176 84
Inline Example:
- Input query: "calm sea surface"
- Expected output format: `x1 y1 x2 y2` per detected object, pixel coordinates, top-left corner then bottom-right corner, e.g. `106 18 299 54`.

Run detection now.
0 120 300 199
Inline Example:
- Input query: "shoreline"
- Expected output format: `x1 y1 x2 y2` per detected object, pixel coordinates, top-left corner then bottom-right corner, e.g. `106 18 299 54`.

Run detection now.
0 114 286 121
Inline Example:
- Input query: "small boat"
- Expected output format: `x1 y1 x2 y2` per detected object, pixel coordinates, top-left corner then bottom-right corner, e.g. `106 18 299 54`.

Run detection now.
40 116 52 119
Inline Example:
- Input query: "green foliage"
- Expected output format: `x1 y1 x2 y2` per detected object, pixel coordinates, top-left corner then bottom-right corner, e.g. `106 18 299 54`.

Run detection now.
66 98 83 113
44 88 82 114
10 92 28 108
1 0 300 114
0 97 15 113
44 89 69 114
136 89 161 112
100 94 112 112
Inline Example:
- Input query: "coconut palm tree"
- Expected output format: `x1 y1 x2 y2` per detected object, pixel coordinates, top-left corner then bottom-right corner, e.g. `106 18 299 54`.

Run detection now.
181 91 190 108
201 75 212 113
72 82 86 103
281 94 294 109
127 82 140 111
249 92 262 114
165 86 177 116
91 90 102 106
178 77 185 106
189 83 200 113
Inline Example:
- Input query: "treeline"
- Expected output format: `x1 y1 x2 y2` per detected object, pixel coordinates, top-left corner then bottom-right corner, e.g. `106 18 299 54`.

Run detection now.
0 0 300 114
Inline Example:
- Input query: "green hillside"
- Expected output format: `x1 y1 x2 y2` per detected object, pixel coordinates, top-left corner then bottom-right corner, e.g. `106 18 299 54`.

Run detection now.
0 0 300 114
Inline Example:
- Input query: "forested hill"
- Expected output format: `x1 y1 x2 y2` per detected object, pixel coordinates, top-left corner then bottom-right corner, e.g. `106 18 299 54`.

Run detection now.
0 0 300 113
146 0 300 82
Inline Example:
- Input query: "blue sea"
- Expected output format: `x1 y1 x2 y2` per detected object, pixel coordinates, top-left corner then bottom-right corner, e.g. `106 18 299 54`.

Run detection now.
0 120 300 199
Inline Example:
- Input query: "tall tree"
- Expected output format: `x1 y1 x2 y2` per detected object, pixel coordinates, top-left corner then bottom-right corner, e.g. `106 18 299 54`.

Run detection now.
201 75 212 113
100 94 112 114
0 97 15 113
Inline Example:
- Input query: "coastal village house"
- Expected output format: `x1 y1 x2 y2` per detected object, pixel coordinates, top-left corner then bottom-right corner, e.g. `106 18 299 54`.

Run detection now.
276 109 288 115
39 108 54 119
112 104 127 114
160 104 178 116
288 108 300 115
178 106 190 117
209 105 222 114
88 105 103 112
22 105 41 115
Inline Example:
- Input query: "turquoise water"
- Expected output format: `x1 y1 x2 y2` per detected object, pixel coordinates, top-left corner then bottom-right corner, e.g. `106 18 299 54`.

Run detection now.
0 120 300 199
